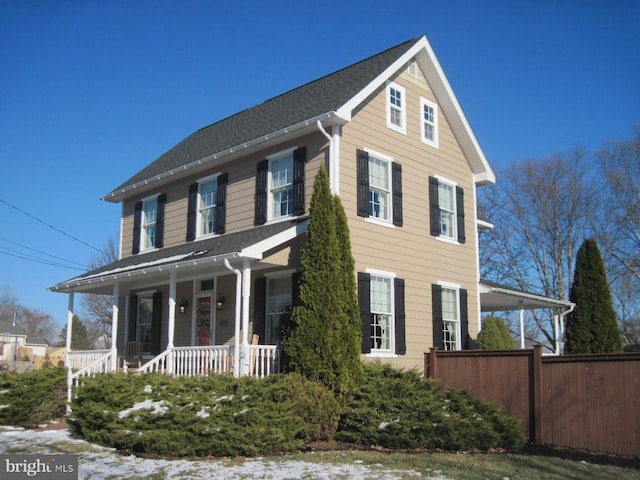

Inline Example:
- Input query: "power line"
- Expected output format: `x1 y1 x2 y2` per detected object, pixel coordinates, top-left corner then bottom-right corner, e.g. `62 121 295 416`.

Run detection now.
0 248 84 271
0 196 105 253
0 236 88 269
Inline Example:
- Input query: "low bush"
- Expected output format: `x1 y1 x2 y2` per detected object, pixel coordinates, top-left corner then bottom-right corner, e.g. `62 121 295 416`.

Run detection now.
69 372 340 457
0 367 67 427
335 362 526 451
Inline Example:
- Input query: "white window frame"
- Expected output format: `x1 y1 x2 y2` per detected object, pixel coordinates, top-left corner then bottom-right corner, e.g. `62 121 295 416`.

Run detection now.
434 175 458 243
438 281 461 351
420 97 439 148
367 268 396 356
196 174 219 238
365 149 394 226
267 148 296 222
386 82 406 135
141 195 158 252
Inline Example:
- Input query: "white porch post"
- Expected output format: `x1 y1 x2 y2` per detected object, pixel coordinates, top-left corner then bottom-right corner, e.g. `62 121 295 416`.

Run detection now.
241 258 252 376
519 300 525 349
65 292 74 411
167 270 177 374
110 284 120 372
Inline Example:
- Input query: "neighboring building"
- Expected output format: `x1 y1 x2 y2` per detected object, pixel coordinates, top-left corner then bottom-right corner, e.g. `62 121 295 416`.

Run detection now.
0 319 27 365
51 35 502 377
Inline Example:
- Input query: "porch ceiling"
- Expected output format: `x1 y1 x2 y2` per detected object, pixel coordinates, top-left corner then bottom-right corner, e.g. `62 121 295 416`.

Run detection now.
49 218 308 294
479 280 574 312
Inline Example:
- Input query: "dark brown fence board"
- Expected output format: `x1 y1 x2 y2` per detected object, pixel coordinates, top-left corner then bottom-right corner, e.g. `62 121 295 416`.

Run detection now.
425 348 640 457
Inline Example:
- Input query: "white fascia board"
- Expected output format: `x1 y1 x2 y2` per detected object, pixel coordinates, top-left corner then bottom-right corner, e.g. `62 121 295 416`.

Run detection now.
337 35 495 186
241 219 309 260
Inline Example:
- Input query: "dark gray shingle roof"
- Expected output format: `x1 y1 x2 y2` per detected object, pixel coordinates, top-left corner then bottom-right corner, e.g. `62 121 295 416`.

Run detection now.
51 218 307 290
109 37 420 194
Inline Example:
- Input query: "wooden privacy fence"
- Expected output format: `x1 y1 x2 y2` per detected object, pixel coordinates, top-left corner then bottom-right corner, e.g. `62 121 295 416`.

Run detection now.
425 346 640 457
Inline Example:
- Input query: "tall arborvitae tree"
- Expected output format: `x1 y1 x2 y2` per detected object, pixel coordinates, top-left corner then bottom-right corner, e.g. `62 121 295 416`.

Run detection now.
284 166 362 393
332 194 364 391
565 239 623 354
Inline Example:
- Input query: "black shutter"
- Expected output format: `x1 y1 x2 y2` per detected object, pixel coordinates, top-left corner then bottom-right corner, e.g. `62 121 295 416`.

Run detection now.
215 174 228 234
429 176 440 237
132 201 142 254
432 284 444 349
253 277 266 342
128 295 138 343
356 149 370 217
151 292 163 355
255 160 268 226
392 162 403 227
358 272 372 353
394 278 406 355
293 147 306 216
186 183 198 241
155 194 166 248
456 186 465 244
460 288 469 349
291 271 301 308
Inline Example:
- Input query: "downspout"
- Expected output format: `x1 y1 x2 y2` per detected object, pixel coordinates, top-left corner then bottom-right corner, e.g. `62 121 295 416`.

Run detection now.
558 303 575 354
65 292 74 414
316 120 339 195
224 258 242 377
110 283 120 372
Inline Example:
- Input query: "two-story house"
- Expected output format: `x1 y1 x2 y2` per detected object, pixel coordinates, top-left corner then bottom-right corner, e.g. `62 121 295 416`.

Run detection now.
51 35 500 382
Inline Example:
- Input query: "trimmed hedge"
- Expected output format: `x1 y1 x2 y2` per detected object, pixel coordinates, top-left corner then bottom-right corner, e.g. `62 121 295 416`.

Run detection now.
336 363 526 451
69 372 340 457
0 367 67 427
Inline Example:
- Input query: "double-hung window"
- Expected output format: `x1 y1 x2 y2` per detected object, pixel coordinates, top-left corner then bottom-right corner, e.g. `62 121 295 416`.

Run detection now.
368 154 391 222
441 287 460 350
270 153 294 220
132 193 165 254
429 176 465 243
198 177 217 237
370 275 393 351
432 283 469 351
142 197 158 250
420 97 439 148
358 271 406 356
387 82 406 134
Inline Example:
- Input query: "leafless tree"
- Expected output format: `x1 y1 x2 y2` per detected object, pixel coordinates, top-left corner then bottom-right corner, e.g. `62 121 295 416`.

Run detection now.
80 237 118 348
479 147 600 346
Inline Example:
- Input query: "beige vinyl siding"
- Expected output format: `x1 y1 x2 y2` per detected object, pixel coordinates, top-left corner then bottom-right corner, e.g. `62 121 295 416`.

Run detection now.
120 132 327 258
341 65 481 370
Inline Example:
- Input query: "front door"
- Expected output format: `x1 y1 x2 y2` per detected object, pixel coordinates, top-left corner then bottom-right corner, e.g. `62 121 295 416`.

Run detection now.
196 295 213 346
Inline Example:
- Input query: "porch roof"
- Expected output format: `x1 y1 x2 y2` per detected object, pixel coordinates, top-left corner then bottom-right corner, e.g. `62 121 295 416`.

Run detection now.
479 280 574 312
49 218 308 294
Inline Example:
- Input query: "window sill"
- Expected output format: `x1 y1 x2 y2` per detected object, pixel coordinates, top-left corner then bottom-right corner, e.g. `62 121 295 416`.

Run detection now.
365 217 395 229
366 351 398 358
265 215 295 226
435 235 460 246
139 247 159 254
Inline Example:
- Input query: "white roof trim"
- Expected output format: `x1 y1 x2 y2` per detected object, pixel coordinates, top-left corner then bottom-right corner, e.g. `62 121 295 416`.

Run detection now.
337 35 495 186
241 219 309 259
479 281 574 312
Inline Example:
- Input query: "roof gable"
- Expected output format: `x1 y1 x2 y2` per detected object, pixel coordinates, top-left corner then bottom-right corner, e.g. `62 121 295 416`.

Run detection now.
104 35 494 201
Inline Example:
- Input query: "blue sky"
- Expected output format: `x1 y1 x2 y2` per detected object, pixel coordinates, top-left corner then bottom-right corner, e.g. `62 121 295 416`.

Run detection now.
1 0 638 329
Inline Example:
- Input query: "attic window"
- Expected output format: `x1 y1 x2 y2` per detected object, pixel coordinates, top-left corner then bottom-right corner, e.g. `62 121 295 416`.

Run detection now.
386 82 406 135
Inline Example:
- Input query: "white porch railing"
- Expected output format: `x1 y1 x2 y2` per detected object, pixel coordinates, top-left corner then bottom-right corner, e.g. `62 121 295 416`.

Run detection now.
67 349 111 371
248 345 281 378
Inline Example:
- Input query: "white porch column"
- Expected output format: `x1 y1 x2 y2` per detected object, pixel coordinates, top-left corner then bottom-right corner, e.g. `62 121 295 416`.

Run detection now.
65 292 74 410
110 284 120 372
241 258 252 376
167 270 177 374
519 300 525 349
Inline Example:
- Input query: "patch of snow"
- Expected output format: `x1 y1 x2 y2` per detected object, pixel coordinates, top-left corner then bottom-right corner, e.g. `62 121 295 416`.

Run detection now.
143 385 153 394
0 405 8 410
0 427 454 480
196 407 210 419
118 399 170 419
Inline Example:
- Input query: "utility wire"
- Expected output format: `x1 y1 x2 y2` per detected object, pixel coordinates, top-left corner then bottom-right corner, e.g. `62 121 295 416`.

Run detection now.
0 196 105 253
0 236 88 268
0 248 84 271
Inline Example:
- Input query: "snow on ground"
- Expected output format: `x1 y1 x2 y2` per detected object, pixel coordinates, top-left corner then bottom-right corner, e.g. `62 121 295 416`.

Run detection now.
0 427 452 479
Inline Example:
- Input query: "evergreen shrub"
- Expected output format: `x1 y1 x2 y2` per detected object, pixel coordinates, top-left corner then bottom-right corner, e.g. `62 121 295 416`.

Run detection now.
69 372 340 457
335 363 526 451
0 367 67 427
